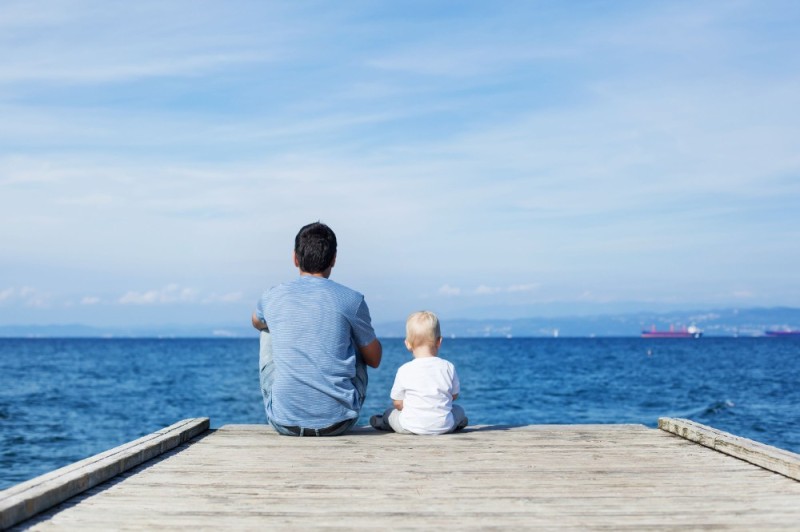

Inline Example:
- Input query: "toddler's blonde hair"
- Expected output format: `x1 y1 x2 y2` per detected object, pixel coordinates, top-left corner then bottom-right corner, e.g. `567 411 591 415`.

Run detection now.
405 310 441 349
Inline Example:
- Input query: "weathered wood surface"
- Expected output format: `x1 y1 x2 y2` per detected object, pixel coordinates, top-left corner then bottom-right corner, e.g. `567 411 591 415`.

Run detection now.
659 417 800 481
15 423 800 530
0 418 209 530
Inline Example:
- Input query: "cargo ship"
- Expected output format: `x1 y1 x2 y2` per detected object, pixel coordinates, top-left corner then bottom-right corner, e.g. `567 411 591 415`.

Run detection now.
641 325 703 338
764 329 800 337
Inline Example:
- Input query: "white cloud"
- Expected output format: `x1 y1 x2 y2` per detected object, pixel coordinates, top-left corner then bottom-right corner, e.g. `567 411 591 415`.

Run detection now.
474 285 501 295
202 292 244 304
116 286 245 306
80 296 101 305
55 194 115 207
508 284 538 293
0 2 278 86
473 284 539 296
17 287 51 308
438 284 461 296
0 156 69 185
118 291 159 305
118 284 198 305
732 290 755 299
438 283 540 297
0 53 267 85
367 42 574 78
0 287 14 302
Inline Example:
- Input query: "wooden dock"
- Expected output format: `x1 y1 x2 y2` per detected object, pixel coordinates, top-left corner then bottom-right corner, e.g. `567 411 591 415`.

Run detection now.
3 418 800 530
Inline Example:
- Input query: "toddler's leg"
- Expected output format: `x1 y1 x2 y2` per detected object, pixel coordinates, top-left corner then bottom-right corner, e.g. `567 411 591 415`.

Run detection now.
370 407 394 431
451 404 468 432
385 407 413 434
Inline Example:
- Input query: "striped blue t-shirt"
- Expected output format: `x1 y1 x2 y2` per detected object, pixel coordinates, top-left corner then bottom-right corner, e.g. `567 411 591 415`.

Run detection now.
255 276 377 428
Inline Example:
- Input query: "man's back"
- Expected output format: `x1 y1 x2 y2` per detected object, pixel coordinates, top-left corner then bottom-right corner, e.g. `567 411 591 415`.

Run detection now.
259 276 376 428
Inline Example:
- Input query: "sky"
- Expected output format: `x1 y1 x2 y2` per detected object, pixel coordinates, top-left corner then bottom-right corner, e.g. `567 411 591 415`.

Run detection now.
1 0 799 328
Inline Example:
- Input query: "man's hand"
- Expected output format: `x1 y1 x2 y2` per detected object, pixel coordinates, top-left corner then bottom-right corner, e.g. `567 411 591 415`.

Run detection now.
251 312 268 331
359 338 382 368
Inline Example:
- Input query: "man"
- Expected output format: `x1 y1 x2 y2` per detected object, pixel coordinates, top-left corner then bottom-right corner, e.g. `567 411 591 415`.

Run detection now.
252 222 382 436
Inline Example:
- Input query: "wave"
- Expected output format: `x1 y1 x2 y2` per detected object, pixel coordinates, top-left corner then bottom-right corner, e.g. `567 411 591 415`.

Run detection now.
674 399 735 419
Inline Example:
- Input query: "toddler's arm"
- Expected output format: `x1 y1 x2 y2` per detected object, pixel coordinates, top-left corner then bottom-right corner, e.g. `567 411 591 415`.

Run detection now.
452 393 459 400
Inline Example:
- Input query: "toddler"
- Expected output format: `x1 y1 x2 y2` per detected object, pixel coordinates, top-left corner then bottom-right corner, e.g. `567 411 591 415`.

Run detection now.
370 311 467 434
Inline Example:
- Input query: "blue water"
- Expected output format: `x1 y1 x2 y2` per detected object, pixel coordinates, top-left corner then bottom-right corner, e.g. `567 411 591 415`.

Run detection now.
1 337 798 490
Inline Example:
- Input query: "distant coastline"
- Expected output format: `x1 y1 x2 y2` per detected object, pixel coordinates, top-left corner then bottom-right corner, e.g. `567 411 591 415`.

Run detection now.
1 307 799 339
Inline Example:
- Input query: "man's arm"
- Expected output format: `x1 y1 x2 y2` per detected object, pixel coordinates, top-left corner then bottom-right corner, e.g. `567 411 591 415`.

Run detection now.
392 399 403 411
251 311 268 331
359 338 382 368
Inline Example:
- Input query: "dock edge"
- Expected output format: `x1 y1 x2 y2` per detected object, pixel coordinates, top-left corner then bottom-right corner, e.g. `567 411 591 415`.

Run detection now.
658 417 800 482
0 417 210 530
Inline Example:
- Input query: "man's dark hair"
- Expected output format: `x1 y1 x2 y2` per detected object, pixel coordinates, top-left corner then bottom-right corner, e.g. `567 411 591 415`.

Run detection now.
295 222 337 273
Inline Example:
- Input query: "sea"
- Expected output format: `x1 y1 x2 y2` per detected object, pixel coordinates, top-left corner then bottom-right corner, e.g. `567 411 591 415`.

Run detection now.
1 336 799 490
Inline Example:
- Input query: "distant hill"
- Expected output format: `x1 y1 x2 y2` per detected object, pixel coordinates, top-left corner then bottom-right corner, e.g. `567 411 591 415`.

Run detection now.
1 307 799 338
0 323 254 339
373 307 800 338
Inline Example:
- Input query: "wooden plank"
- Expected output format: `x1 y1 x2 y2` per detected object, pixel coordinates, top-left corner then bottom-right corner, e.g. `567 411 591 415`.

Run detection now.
18 423 800 530
658 417 800 481
0 417 209 530
20 425 800 530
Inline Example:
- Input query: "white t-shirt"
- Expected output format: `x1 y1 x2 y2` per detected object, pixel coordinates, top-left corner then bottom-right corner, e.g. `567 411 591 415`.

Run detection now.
390 356 460 435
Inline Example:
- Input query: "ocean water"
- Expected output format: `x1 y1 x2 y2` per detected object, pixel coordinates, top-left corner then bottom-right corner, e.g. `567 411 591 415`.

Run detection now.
1 337 798 490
